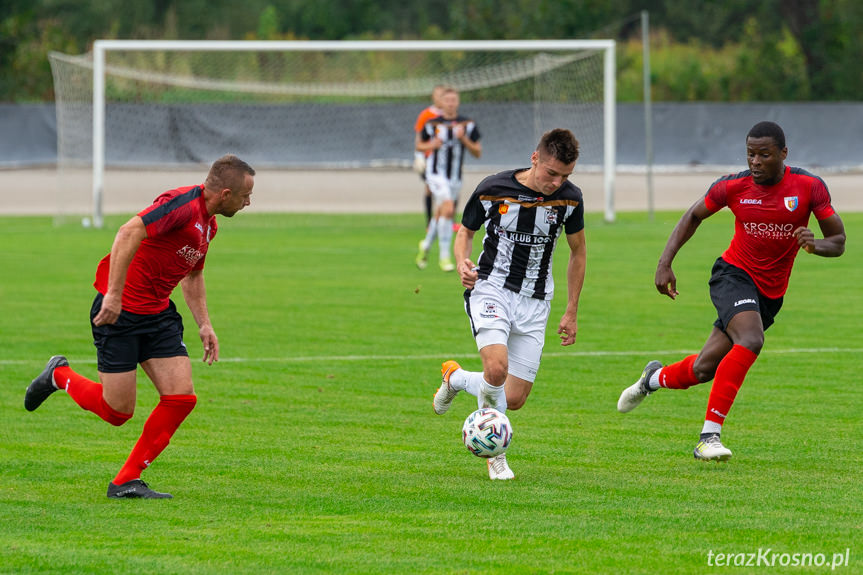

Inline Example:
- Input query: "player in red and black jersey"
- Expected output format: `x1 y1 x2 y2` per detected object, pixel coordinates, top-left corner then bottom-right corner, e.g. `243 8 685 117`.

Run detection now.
25 155 255 498
617 121 845 462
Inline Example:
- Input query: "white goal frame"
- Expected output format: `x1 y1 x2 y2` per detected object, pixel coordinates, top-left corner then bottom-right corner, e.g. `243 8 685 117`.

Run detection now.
90 39 616 227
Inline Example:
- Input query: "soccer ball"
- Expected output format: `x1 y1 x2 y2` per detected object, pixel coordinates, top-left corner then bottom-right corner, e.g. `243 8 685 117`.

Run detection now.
462 407 513 458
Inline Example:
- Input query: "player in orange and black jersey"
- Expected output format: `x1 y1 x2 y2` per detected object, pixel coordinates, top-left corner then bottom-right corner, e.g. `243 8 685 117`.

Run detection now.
24 155 255 499
617 121 846 462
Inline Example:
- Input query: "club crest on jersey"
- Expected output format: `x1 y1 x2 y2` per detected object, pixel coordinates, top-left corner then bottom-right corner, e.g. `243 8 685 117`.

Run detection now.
784 196 799 212
544 208 558 225
498 203 509 215
195 222 213 242
480 301 499 319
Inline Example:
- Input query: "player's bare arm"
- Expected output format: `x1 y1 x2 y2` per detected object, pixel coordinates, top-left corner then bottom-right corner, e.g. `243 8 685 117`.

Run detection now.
93 216 147 326
793 213 846 256
558 230 586 346
655 197 713 300
457 125 482 159
413 131 427 153
416 135 443 153
180 270 219 365
453 226 479 289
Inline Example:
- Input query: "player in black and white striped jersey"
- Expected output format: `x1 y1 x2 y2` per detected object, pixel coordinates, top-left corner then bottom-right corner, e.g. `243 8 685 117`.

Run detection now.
415 87 482 272
433 129 587 480
466 177 583 300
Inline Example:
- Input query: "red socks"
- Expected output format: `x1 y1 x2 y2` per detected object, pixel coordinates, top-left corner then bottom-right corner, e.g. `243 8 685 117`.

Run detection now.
52 365 81 390
113 394 197 486
55 366 132 426
705 345 758 425
656 346 758 424
658 355 699 389
51 366 196 485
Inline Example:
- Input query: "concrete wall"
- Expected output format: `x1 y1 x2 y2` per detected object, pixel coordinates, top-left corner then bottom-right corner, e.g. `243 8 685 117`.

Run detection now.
3 102 862 170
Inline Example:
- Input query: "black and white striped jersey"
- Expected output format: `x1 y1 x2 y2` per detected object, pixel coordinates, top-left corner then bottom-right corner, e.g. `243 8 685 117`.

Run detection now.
420 115 480 183
461 169 584 301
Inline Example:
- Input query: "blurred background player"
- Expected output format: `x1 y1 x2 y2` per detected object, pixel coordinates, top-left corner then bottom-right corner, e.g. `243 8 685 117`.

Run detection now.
24 155 255 499
414 86 481 272
413 84 446 227
433 129 586 479
616 121 845 462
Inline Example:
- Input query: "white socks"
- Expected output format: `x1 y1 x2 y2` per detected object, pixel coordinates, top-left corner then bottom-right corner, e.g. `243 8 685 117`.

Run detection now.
479 378 507 412
448 369 476 392
449 369 507 412
648 370 661 391
437 217 453 260
701 420 722 435
422 218 438 252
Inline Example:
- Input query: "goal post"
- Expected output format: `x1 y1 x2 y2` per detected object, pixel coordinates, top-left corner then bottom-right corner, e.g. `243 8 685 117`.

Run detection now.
51 39 617 227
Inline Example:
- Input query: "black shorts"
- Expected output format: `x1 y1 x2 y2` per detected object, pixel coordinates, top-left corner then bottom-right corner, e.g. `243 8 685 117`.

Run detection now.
709 257 783 332
90 293 188 373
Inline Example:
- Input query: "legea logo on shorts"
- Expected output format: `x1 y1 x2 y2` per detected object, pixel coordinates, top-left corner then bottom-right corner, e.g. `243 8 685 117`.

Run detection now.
734 298 757 307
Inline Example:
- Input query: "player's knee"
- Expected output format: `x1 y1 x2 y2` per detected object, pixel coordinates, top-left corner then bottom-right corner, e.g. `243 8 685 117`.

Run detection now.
105 408 133 427
483 365 507 387
692 359 717 383
506 395 527 410
738 337 763 355
99 396 134 426
726 316 764 354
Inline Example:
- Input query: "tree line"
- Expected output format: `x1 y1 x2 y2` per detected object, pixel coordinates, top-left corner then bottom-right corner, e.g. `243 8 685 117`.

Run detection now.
2 0 861 102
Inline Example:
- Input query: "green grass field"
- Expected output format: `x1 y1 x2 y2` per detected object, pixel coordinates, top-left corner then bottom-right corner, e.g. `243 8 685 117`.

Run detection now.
1 211 860 574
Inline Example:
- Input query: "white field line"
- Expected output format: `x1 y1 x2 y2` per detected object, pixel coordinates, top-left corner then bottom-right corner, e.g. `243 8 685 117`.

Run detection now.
2 347 862 366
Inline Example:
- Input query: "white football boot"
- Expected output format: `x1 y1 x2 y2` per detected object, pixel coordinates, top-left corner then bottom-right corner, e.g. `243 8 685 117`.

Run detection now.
415 240 429 270
433 360 461 415
693 433 732 462
617 360 663 413
439 258 456 272
487 453 514 480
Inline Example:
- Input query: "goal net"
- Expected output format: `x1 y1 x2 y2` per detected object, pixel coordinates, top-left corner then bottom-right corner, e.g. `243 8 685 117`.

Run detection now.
49 40 616 226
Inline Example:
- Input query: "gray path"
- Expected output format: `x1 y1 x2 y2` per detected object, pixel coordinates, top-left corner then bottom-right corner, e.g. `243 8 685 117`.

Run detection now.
3 167 862 216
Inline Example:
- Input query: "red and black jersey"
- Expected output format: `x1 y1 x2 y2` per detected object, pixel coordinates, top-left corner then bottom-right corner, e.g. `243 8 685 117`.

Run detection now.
94 185 218 314
704 166 835 299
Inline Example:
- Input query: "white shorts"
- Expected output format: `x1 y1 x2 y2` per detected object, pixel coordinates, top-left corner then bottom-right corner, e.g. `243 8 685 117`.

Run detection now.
426 173 462 205
464 279 551 383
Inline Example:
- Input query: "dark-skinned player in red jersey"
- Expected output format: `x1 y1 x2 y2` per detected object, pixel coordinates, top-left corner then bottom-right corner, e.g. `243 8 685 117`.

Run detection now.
616 121 846 462
24 155 255 498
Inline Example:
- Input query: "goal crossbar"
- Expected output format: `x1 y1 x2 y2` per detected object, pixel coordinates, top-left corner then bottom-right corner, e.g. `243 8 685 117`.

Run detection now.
86 39 616 227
